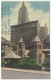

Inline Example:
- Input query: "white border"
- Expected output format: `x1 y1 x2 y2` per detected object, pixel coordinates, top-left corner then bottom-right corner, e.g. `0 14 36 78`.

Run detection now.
0 0 51 80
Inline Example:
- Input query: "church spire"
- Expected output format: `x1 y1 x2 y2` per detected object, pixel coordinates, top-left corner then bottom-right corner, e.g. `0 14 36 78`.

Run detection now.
19 37 23 43
22 1 25 7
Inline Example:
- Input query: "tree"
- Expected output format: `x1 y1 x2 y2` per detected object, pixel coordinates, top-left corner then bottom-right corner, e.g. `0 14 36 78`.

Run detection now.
43 57 50 68
27 49 36 59
12 42 16 51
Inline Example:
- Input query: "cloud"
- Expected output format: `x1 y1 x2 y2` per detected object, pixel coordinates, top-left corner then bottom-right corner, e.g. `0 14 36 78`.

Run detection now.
25 2 49 31
1 2 50 41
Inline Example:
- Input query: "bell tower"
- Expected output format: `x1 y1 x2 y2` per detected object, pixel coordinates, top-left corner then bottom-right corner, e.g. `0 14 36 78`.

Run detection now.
32 36 43 64
17 37 25 58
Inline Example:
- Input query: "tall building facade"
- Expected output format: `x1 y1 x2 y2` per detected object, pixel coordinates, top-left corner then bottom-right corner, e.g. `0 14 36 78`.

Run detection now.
43 35 50 49
40 23 48 43
11 20 40 49
18 2 29 24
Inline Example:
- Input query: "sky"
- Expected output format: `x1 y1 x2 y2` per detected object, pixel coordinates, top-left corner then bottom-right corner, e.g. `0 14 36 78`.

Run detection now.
1 1 50 41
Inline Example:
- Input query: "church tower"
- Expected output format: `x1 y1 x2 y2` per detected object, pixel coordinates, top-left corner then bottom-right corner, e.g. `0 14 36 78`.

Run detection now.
18 2 29 24
32 36 43 64
17 37 26 58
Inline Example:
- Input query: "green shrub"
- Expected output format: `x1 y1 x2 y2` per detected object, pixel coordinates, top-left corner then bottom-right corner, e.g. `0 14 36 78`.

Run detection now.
17 58 42 70
42 57 50 68
27 49 36 59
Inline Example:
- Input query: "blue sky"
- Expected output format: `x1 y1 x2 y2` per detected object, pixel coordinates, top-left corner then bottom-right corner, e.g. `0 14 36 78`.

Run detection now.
30 2 50 12
1 1 50 17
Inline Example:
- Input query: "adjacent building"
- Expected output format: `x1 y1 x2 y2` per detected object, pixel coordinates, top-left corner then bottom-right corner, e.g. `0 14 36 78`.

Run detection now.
40 23 48 43
1 37 12 58
43 35 50 49
11 20 40 49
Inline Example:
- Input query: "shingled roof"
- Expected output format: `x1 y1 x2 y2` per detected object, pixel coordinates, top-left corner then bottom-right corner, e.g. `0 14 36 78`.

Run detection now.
34 36 40 42
3 51 21 58
32 36 41 42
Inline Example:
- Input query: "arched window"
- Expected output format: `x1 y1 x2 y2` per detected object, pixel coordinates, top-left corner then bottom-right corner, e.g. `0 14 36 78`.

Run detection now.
38 45 41 49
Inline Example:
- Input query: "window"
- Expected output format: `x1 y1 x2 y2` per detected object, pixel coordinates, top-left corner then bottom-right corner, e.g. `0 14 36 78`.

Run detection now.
38 45 41 49
38 54 41 64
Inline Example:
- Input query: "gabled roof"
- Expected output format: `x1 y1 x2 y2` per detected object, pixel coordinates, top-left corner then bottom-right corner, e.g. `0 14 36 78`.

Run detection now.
35 36 40 42
3 51 21 58
1 37 9 42
32 36 41 42
1 37 10 45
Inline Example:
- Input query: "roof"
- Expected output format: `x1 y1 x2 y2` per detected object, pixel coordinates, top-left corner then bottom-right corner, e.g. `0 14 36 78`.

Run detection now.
1 37 13 46
43 49 50 52
32 36 41 42
3 51 21 59
19 37 23 43
11 20 39 27
1 37 9 42
1 37 10 44
35 36 41 42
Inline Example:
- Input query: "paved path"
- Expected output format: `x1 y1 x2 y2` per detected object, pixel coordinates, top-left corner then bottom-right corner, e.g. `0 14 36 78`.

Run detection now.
1 67 50 79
